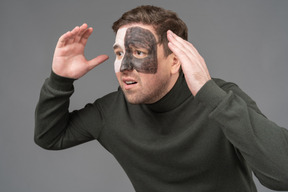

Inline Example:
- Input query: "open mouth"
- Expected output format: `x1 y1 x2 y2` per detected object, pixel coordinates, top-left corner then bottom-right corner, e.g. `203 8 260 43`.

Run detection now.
125 81 137 85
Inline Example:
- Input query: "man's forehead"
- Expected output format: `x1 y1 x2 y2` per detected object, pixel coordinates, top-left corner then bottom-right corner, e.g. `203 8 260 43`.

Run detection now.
113 27 128 49
119 24 156 34
115 27 128 40
114 25 157 47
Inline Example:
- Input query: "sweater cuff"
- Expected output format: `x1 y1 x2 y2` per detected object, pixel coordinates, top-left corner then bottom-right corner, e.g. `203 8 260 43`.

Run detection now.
195 79 227 110
47 70 76 91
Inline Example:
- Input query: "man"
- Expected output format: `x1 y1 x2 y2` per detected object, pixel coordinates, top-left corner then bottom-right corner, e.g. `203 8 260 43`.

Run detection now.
35 5 288 192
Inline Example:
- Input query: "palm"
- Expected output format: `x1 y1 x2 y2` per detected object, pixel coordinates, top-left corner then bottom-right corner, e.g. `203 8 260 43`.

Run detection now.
52 23 109 79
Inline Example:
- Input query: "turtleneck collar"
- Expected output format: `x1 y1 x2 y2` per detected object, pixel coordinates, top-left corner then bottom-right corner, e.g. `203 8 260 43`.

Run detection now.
144 72 192 113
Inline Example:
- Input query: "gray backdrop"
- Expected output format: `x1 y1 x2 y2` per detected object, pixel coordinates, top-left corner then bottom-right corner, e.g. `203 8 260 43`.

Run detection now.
1 0 287 191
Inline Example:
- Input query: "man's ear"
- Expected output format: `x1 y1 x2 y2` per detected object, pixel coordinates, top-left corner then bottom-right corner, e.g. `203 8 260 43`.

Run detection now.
170 53 181 75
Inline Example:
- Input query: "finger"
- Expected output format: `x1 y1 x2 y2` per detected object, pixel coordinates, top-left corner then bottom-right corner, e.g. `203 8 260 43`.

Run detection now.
167 34 194 64
66 26 80 44
167 30 203 62
87 54 109 70
167 30 190 48
80 27 93 46
167 41 200 77
169 36 211 81
167 31 192 63
168 37 204 68
75 23 88 42
57 24 88 47
167 30 197 58
168 39 210 79
168 41 191 66
168 30 206 66
57 30 76 48
79 23 89 36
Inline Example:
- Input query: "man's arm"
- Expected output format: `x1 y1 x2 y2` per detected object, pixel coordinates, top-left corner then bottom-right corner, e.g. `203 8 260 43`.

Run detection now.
197 79 288 190
167 31 288 190
34 24 108 150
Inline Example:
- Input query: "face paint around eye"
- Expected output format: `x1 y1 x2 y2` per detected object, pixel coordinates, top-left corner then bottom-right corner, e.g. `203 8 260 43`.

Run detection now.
113 27 127 73
120 27 158 74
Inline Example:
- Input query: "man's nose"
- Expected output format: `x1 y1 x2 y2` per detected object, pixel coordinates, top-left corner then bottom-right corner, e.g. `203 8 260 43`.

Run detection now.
120 55 134 72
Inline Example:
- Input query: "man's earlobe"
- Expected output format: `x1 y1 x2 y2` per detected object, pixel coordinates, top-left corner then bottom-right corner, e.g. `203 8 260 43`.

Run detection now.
171 53 181 74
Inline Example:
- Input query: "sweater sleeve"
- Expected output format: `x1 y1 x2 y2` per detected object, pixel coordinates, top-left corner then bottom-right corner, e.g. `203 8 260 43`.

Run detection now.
195 79 288 190
34 71 104 150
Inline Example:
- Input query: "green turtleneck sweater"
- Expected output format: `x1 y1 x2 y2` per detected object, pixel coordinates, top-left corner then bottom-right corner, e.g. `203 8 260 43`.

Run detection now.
35 71 288 192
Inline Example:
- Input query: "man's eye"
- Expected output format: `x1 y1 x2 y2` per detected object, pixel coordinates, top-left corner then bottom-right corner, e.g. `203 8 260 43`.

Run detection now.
136 50 143 55
134 50 147 58
115 51 124 58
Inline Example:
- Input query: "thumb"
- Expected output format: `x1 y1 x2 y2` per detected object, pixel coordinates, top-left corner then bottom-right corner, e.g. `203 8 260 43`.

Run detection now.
87 54 109 70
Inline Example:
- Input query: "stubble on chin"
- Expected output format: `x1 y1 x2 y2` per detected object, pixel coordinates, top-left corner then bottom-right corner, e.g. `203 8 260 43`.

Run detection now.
121 80 170 105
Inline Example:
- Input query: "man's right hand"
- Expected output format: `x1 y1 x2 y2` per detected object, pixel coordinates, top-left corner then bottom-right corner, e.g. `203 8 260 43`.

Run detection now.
52 23 109 79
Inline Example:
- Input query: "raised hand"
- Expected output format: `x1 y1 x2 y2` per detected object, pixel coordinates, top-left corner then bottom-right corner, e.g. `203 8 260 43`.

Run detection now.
52 23 109 79
167 30 211 96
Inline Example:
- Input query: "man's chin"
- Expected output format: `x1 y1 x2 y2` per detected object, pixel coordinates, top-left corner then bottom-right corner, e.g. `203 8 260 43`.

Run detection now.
124 96 144 105
121 87 158 104
123 93 149 105
125 96 157 105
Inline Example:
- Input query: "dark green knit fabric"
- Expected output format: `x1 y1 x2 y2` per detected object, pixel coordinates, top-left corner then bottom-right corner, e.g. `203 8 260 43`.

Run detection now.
35 71 288 192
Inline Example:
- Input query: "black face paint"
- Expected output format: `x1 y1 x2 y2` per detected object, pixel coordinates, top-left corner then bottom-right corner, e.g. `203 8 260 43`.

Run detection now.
120 27 158 74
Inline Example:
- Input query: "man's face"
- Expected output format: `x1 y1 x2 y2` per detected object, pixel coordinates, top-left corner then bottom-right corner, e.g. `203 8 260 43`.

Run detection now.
113 24 175 104
115 26 158 74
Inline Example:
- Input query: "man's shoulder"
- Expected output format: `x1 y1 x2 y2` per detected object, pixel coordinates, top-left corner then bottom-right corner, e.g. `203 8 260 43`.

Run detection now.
212 77 263 115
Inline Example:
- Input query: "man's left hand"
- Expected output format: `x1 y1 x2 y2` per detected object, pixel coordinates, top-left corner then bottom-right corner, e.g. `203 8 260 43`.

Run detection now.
167 30 211 96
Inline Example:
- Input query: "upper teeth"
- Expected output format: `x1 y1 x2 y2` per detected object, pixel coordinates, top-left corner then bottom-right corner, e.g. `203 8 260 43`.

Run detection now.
126 81 135 85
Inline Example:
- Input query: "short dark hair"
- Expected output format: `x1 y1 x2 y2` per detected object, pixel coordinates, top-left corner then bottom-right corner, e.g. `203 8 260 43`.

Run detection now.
112 5 188 57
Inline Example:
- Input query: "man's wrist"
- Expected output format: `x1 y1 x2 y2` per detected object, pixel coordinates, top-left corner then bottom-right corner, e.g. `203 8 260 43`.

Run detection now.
195 79 227 109
48 70 76 91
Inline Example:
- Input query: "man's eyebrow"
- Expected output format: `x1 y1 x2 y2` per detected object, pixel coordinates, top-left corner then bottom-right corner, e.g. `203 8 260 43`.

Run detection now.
113 44 121 50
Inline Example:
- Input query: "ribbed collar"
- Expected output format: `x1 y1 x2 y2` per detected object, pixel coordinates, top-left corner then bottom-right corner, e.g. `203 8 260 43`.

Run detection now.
144 72 192 113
